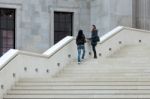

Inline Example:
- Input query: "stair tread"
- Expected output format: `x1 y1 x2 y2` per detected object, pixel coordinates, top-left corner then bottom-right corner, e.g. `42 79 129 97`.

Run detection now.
4 94 150 98
16 81 150 85
11 86 150 90
4 45 150 98
7 90 150 94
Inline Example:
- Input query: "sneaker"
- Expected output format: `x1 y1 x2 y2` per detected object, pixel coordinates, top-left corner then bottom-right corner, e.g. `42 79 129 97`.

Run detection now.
78 62 81 64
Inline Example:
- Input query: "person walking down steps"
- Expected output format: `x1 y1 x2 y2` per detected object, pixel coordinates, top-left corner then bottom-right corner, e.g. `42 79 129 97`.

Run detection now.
76 30 86 64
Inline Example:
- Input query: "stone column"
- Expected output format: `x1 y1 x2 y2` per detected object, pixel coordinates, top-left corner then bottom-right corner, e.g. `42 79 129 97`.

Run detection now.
132 0 150 30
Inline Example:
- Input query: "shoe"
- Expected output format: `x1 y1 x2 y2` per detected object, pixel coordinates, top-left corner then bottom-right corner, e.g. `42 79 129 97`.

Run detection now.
78 62 81 64
94 56 97 59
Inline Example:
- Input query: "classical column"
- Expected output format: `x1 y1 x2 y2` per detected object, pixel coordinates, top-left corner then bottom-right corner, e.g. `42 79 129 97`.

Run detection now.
132 0 150 30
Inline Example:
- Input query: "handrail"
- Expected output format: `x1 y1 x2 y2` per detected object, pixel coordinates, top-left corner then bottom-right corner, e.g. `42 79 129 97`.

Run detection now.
124 27 150 34
1 27 149 72
19 51 47 58
0 36 74 71
100 26 124 44
0 49 19 71
43 36 74 57
0 27 128 71
99 26 150 44
19 36 74 58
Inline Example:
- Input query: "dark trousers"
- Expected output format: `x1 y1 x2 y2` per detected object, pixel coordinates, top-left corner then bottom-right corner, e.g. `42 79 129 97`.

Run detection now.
92 44 97 58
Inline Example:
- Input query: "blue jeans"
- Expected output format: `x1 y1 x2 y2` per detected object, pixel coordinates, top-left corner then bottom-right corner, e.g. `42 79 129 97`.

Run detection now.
77 45 85 62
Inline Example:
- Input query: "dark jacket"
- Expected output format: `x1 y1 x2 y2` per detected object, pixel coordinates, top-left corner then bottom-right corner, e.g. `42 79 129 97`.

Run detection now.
91 30 98 45
76 35 86 45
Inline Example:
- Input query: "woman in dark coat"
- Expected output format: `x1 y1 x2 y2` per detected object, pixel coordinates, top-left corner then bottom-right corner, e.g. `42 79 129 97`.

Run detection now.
91 25 99 59
76 30 86 63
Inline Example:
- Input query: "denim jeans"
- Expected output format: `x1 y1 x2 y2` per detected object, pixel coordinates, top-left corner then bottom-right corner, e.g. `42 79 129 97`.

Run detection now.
77 45 85 62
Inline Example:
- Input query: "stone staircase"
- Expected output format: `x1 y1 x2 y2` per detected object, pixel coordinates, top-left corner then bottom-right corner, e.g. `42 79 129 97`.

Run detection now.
3 45 150 99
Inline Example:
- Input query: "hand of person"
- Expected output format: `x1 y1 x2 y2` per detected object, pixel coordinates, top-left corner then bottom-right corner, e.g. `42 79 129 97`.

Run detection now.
86 38 91 40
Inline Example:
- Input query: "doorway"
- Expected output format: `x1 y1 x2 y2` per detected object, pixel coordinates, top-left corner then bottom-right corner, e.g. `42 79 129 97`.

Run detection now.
0 8 15 56
54 12 73 44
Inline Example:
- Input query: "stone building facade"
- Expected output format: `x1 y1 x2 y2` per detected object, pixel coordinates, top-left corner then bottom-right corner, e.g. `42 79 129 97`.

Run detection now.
0 0 149 55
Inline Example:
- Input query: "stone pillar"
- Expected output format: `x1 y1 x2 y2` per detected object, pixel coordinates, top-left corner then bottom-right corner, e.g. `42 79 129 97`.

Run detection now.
132 0 150 30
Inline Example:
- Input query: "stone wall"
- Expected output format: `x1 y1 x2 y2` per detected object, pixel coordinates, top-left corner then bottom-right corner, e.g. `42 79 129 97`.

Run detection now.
90 0 132 37
0 0 91 53
0 0 150 53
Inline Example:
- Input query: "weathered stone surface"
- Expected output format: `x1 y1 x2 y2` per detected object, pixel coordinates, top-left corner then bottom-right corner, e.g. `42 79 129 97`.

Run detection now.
0 0 149 53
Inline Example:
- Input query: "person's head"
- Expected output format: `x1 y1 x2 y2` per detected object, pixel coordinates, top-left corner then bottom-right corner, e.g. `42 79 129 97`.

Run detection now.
77 30 83 37
92 25 96 30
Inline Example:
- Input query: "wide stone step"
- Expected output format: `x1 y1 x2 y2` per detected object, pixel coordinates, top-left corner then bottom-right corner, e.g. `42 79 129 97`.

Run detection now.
18 77 150 82
62 71 150 73
109 45 150 57
4 45 150 99
64 69 150 72
66 64 150 67
61 69 150 72
58 73 150 76
3 94 150 98
11 86 150 90
16 81 150 86
53 77 150 80
57 75 150 78
60 71 150 74
64 66 150 69
71 60 150 64
7 90 150 95
60 70 150 73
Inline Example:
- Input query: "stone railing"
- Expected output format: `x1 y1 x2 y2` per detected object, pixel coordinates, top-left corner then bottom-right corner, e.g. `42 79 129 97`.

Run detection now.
0 36 84 99
1 26 150 98
96 26 150 57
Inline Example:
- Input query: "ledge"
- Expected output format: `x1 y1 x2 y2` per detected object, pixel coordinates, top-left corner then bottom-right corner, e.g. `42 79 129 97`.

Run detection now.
0 36 74 71
100 26 124 44
0 49 19 71
43 36 74 57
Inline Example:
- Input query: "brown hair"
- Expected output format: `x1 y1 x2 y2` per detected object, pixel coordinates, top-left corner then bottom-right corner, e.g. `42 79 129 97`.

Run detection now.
92 25 96 32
